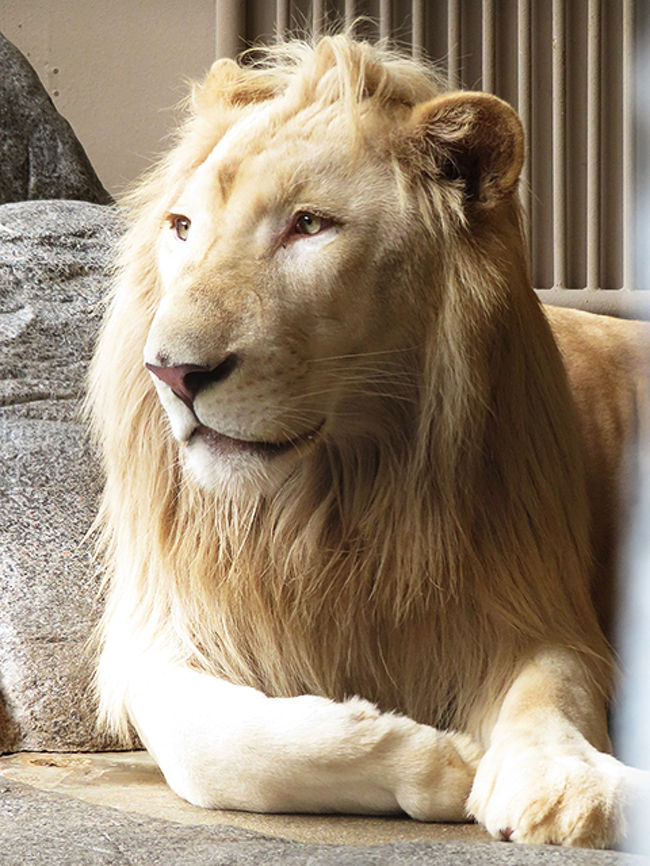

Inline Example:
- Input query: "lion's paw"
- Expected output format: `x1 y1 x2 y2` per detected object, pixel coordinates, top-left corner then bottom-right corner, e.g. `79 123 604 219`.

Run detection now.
468 741 631 848
395 729 482 822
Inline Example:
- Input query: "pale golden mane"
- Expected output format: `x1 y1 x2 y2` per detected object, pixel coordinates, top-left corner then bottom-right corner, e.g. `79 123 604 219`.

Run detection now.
88 35 609 745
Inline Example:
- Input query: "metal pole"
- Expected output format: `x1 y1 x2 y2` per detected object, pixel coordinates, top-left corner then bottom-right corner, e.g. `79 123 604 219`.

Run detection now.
215 0 246 59
380 0 392 43
447 0 461 89
552 0 567 288
313 0 325 38
482 0 495 93
517 0 532 253
412 0 424 58
622 0 635 290
276 0 290 39
345 0 356 31
586 0 601 290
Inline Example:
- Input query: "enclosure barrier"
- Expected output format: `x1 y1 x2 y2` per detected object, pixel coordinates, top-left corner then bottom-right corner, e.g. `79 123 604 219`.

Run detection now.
215 0 648 317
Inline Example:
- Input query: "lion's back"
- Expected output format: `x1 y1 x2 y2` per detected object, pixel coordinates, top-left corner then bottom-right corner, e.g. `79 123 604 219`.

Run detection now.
546 304 650 635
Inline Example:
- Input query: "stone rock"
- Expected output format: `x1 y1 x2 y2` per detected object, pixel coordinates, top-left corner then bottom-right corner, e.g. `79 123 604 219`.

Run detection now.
0 199 121 751
0 32 112 205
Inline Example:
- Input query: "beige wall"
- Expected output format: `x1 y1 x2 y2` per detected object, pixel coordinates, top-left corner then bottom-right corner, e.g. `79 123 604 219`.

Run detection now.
2 1 218 196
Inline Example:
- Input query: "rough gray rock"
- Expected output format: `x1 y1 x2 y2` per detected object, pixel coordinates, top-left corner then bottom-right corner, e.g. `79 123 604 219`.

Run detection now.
0 199 121 751
0 32 112 205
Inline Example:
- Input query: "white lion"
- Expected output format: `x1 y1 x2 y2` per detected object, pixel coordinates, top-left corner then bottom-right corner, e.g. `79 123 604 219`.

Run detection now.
88 36 650 847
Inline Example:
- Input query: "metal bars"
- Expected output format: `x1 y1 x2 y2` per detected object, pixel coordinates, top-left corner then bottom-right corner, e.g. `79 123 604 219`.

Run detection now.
219 0 642 306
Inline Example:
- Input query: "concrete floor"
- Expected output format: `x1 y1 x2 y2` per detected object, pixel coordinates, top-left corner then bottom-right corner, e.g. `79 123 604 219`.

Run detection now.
0 750 491 847
0 751 645 865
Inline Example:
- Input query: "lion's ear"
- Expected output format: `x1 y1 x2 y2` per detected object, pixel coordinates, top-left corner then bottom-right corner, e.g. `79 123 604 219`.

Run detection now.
191 58 280 112
405 91 524 206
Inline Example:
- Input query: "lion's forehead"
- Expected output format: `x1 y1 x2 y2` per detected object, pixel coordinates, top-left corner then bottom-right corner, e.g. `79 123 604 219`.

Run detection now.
203 102 276 173
181 98 369 214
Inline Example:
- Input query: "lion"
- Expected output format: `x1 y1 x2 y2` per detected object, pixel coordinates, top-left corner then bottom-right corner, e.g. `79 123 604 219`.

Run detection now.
88 35 650 847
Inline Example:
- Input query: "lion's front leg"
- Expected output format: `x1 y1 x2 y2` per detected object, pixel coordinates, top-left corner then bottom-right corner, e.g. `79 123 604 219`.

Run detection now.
125 649 481 820
468 647 648 848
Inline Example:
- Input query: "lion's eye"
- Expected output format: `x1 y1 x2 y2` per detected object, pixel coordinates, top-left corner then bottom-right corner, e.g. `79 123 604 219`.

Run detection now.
170 214 191 241
293 212 327 236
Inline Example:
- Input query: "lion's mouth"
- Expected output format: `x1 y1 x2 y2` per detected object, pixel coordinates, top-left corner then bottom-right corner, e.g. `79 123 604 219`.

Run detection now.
189 421 324 458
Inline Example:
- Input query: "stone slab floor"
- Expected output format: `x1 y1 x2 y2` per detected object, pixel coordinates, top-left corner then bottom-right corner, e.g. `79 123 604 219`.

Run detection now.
0 751 646 864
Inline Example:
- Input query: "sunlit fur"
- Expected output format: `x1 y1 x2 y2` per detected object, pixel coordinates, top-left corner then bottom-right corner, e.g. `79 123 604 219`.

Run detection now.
88 35 611 746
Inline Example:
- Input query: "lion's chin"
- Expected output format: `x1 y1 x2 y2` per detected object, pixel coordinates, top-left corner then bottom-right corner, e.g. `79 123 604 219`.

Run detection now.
182 422 323 497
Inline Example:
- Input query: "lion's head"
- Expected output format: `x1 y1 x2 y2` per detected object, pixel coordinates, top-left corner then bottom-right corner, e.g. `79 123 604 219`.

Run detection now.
90 36 607 738
127 37 524 497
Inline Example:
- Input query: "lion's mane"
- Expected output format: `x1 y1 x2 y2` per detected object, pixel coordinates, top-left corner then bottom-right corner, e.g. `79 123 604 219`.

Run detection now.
89 36 609 743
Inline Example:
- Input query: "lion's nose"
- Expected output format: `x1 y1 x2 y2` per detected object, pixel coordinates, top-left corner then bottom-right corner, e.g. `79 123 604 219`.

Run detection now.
145 354 238 410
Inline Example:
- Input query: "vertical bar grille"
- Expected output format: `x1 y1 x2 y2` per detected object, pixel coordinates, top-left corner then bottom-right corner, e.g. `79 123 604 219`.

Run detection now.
221 0 644 306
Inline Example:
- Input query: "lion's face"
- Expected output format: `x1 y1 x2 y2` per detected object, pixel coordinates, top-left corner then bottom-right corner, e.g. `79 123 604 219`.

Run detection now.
144 103 425 494
142 56 523 496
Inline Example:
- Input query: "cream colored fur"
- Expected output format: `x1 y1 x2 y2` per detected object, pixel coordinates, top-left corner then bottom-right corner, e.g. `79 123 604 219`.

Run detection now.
88 36 650 847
